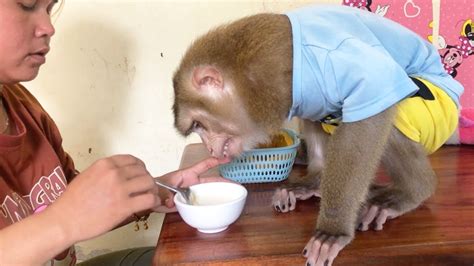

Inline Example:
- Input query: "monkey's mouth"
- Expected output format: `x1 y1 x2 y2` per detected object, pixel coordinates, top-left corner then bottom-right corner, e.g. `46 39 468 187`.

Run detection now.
221 137 243 159
223 139 231 158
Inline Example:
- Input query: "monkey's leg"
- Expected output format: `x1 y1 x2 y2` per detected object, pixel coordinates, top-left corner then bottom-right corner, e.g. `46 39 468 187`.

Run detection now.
359 128 437 231
272 120 327 213
304 107 395 266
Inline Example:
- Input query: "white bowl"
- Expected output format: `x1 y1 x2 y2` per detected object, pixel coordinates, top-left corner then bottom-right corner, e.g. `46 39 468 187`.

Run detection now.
173 182 248 233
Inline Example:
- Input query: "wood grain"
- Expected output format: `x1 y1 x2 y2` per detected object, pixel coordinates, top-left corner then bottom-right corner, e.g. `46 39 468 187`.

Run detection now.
153 144 474 265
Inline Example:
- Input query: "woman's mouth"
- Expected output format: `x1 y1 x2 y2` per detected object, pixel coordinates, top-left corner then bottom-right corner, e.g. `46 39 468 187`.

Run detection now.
28 53 46 64
27 48 49 65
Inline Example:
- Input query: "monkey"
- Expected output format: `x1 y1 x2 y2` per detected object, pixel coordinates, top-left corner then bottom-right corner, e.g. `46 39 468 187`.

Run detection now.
172 5 463 266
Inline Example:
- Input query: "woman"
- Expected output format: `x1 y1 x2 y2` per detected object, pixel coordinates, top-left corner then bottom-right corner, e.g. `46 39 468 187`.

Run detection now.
0 0 228 265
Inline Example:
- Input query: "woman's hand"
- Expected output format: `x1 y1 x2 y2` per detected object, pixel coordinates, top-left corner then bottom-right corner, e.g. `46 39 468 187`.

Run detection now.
153 157 232 212
46 154 159 244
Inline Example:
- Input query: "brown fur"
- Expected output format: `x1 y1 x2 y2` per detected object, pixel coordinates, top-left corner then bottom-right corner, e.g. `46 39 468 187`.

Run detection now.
371 126 438 211
316 107 396 235
173 14 293 134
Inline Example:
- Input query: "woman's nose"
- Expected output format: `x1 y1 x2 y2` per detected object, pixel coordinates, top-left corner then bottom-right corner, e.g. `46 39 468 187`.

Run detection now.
35 15 55 38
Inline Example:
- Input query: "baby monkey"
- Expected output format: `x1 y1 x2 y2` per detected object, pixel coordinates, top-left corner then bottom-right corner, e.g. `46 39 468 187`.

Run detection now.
172 5 463 266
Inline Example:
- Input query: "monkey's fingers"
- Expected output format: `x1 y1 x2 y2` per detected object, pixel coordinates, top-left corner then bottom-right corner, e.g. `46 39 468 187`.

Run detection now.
271 188 285 212
294 188 321 200
288 191 297 211
358 205 380 231
271 188 295 212
302 236 316 258
303 233 351 266
359 205 402 231
272 187 320 213
374 208 389 230
374 208 402 231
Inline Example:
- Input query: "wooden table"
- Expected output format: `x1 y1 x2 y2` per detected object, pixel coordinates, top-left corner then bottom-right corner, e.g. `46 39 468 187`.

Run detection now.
153 144 474 265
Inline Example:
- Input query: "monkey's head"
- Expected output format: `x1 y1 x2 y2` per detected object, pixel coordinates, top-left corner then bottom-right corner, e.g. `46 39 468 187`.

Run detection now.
172 15 293 159
172 65 274 159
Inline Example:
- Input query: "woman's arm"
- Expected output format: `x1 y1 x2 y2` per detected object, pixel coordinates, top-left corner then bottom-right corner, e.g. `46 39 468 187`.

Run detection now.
0 154 160 265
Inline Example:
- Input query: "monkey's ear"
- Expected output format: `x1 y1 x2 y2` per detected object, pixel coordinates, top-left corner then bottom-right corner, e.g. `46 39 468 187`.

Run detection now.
192 66 224 91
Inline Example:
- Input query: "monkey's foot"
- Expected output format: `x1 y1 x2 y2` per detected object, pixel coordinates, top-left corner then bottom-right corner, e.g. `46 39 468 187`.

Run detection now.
272 187 320 213
358 205 403 231
302 232 352 266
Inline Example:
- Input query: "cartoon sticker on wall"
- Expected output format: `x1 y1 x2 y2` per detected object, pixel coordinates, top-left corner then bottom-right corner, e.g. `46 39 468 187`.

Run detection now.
342 0 390 16
342 0 432 39
436 20 473 78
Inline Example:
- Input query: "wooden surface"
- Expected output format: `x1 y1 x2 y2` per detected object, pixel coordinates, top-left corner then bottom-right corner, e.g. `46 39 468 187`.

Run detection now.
153 144 474 265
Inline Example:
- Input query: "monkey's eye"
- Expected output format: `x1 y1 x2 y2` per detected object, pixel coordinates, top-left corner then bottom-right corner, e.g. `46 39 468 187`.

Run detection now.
193 120 202 129
186 120 204 135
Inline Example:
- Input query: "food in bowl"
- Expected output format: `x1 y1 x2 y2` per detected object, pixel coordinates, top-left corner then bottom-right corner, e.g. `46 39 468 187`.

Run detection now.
257 130 294 148
174 182 247 233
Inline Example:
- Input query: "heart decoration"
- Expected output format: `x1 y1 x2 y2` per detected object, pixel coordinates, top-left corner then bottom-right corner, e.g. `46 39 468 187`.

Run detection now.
404 0 421 18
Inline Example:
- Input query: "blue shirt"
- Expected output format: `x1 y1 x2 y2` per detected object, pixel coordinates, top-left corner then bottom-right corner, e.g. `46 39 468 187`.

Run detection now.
286 5 464 122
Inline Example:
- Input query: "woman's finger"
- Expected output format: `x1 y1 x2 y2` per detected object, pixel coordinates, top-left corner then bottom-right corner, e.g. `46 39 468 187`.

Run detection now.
126 175 155 196
183 157 221 177
128 193 159 214
152 205 177 213
108 154 146 168
198 176 236 184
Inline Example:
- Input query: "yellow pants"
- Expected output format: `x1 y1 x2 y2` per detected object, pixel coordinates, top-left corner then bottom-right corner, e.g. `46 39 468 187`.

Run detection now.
322 78 458 154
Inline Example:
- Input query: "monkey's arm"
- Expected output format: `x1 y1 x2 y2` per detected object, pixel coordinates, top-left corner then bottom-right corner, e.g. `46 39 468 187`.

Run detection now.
273 120 328 212
318 107 395 234
304 107 395 266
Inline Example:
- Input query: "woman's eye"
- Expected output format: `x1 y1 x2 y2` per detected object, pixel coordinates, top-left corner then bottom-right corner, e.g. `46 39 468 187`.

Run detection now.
19 2 36 11
47 1 58 15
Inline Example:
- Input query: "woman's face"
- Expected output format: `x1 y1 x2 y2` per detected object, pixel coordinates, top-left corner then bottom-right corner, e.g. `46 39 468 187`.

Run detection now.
0 0 57 84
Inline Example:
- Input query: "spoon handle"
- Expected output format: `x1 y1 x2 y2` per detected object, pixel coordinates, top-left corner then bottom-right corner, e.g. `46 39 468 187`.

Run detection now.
153 178 179 194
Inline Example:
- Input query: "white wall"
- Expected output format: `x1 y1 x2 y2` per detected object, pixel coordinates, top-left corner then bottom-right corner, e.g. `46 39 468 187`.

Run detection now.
26 0 339 177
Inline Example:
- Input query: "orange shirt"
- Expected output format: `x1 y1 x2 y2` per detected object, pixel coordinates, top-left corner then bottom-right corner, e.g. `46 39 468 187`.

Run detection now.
0 83 77 228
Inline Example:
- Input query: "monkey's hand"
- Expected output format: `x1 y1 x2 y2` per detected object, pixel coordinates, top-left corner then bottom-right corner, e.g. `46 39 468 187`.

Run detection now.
358 204 403 231
303 231 352 266
272 186 320 213
272 173 321 213
358 185 410 231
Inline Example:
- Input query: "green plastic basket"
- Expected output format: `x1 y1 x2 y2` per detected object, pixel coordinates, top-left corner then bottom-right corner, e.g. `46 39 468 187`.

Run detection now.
219 129 300 183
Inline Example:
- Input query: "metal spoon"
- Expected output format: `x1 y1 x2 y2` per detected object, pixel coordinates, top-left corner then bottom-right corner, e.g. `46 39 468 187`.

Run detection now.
154 178 193 204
